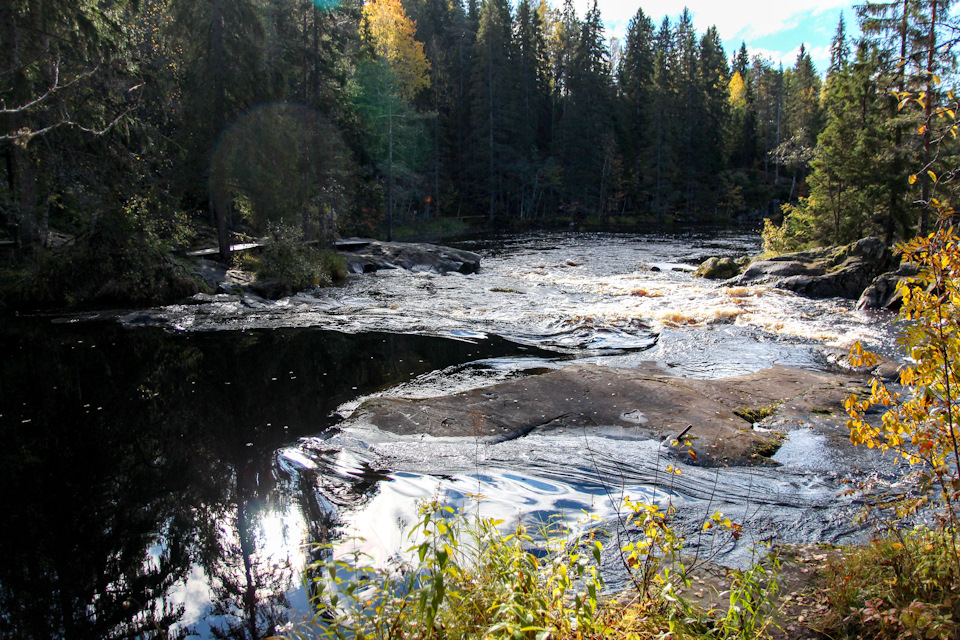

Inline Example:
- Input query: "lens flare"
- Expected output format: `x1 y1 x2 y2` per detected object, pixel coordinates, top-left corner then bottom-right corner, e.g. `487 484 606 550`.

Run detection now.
311 0 340 10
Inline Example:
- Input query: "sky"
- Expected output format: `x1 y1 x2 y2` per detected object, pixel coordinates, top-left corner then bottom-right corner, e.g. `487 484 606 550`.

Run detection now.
575 0 859 73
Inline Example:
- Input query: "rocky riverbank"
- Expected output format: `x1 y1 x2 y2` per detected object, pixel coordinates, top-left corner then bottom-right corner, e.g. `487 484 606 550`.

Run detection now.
695 237 915 310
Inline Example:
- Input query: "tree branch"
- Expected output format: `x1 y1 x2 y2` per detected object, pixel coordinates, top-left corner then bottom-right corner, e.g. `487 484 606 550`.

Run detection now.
0 62 99 115
0 105 137 147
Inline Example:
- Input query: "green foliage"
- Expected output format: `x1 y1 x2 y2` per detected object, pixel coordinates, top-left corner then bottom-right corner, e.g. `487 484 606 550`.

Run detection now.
284 476 778 640
712 552 781 640
254 224 345 297
0 199 202 310
289 501 607 640
846 205 960 529
211 104 356 239
759 204 816 255
840 203 960 637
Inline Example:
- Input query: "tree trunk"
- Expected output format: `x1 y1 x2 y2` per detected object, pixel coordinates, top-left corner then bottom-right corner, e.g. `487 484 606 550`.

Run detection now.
1 5 42 252
211 0 231 261
919 0 938 237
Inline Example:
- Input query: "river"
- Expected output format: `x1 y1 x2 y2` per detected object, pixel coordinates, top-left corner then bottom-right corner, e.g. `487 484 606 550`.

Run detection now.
0 231 902 639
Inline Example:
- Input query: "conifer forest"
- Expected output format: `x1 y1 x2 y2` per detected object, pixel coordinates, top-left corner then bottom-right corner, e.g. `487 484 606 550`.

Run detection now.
0 0 958 284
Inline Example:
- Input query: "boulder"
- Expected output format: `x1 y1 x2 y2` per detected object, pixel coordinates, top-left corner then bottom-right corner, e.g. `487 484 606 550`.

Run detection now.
857 263 919 311
348 362 867 468
695 256 743 280
336 238 481 275
728 237 893 300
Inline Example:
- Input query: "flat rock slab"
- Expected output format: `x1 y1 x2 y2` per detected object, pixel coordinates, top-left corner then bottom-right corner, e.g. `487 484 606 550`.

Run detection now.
350 363 865 467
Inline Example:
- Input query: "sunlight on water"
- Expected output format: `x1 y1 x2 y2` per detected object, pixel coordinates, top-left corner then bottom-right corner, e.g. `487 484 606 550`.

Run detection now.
123 231 903 607
284 416 894 581
129 232 897 372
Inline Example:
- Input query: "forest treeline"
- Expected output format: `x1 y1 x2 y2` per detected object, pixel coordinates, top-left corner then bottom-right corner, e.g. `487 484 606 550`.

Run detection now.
0 0 957 268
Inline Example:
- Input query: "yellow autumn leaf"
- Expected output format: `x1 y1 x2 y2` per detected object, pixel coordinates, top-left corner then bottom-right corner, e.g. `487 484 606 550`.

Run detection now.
361 0 431 100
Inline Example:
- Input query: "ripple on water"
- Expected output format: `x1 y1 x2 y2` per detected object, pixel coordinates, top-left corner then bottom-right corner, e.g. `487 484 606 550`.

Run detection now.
134 233 899 581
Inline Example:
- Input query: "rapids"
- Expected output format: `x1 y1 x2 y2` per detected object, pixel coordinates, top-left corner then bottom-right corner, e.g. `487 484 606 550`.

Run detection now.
2 231 904 638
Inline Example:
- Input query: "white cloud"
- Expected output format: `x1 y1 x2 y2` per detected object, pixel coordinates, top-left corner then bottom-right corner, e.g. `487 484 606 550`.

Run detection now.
568 0 847 72
756 43 832 69
575 0 849 43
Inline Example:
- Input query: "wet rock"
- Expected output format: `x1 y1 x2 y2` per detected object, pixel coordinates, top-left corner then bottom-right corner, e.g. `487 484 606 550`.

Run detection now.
857 262 919 311
729 237 893 300
695 256 744 280
336 238 481 275
349 363 864 467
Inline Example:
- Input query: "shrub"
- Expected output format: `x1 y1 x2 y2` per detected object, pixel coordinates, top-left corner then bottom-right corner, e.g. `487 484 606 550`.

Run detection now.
845 203 960 536
0 204 201 310
284 490 764 640
838 202 960 639
255 223 345 297
287 502 607 640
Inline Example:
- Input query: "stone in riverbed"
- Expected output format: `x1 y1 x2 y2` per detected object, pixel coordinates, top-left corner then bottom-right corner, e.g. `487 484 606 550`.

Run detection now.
348 362 865 467
857 262 919 311
335 238 481 275
694 256 745 280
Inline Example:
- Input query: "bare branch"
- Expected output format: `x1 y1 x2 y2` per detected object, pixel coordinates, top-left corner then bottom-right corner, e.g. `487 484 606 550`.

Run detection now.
0 62 99 115
0 106 137 147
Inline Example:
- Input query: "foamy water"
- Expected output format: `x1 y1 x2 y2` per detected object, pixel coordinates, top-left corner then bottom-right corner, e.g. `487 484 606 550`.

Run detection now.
129 231 897 373
133 231 903 629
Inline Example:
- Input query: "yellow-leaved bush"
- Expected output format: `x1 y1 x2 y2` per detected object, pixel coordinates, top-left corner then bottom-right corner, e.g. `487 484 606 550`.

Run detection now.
846 202 960 536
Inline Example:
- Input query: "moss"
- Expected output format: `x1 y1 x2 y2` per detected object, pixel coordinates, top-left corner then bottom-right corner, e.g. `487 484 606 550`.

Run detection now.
734 402 782 424
752 434 785 459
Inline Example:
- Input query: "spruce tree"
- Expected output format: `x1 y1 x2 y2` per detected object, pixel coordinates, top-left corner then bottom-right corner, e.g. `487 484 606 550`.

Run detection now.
469 0 516 222
617 8 656 212
697 26 730 214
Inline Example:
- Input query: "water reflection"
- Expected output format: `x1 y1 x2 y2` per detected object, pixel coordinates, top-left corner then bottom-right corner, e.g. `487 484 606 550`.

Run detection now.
0 321 537 638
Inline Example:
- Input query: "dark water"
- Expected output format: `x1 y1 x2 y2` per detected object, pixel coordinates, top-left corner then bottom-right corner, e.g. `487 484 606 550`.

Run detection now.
0 320 549 639
0 232 901 639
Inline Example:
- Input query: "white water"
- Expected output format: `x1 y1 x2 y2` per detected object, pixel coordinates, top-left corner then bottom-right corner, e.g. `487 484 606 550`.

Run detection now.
141 231 903 632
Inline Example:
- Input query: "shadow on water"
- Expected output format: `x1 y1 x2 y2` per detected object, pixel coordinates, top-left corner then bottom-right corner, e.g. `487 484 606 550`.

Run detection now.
0 320 544 639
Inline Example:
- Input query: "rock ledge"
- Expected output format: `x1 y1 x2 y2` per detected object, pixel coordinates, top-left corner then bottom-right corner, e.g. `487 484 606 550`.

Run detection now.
348 363 867 467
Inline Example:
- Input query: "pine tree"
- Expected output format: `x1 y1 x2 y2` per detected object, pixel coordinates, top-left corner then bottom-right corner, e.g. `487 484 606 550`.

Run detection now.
776 45 823 200
857 0 927 239
727 44 759 174
829 13 851 74
559 0 612 212
514 0 551 219
0 0 135 250
650 16 678 217
800 41 893 244
170 0 270 259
